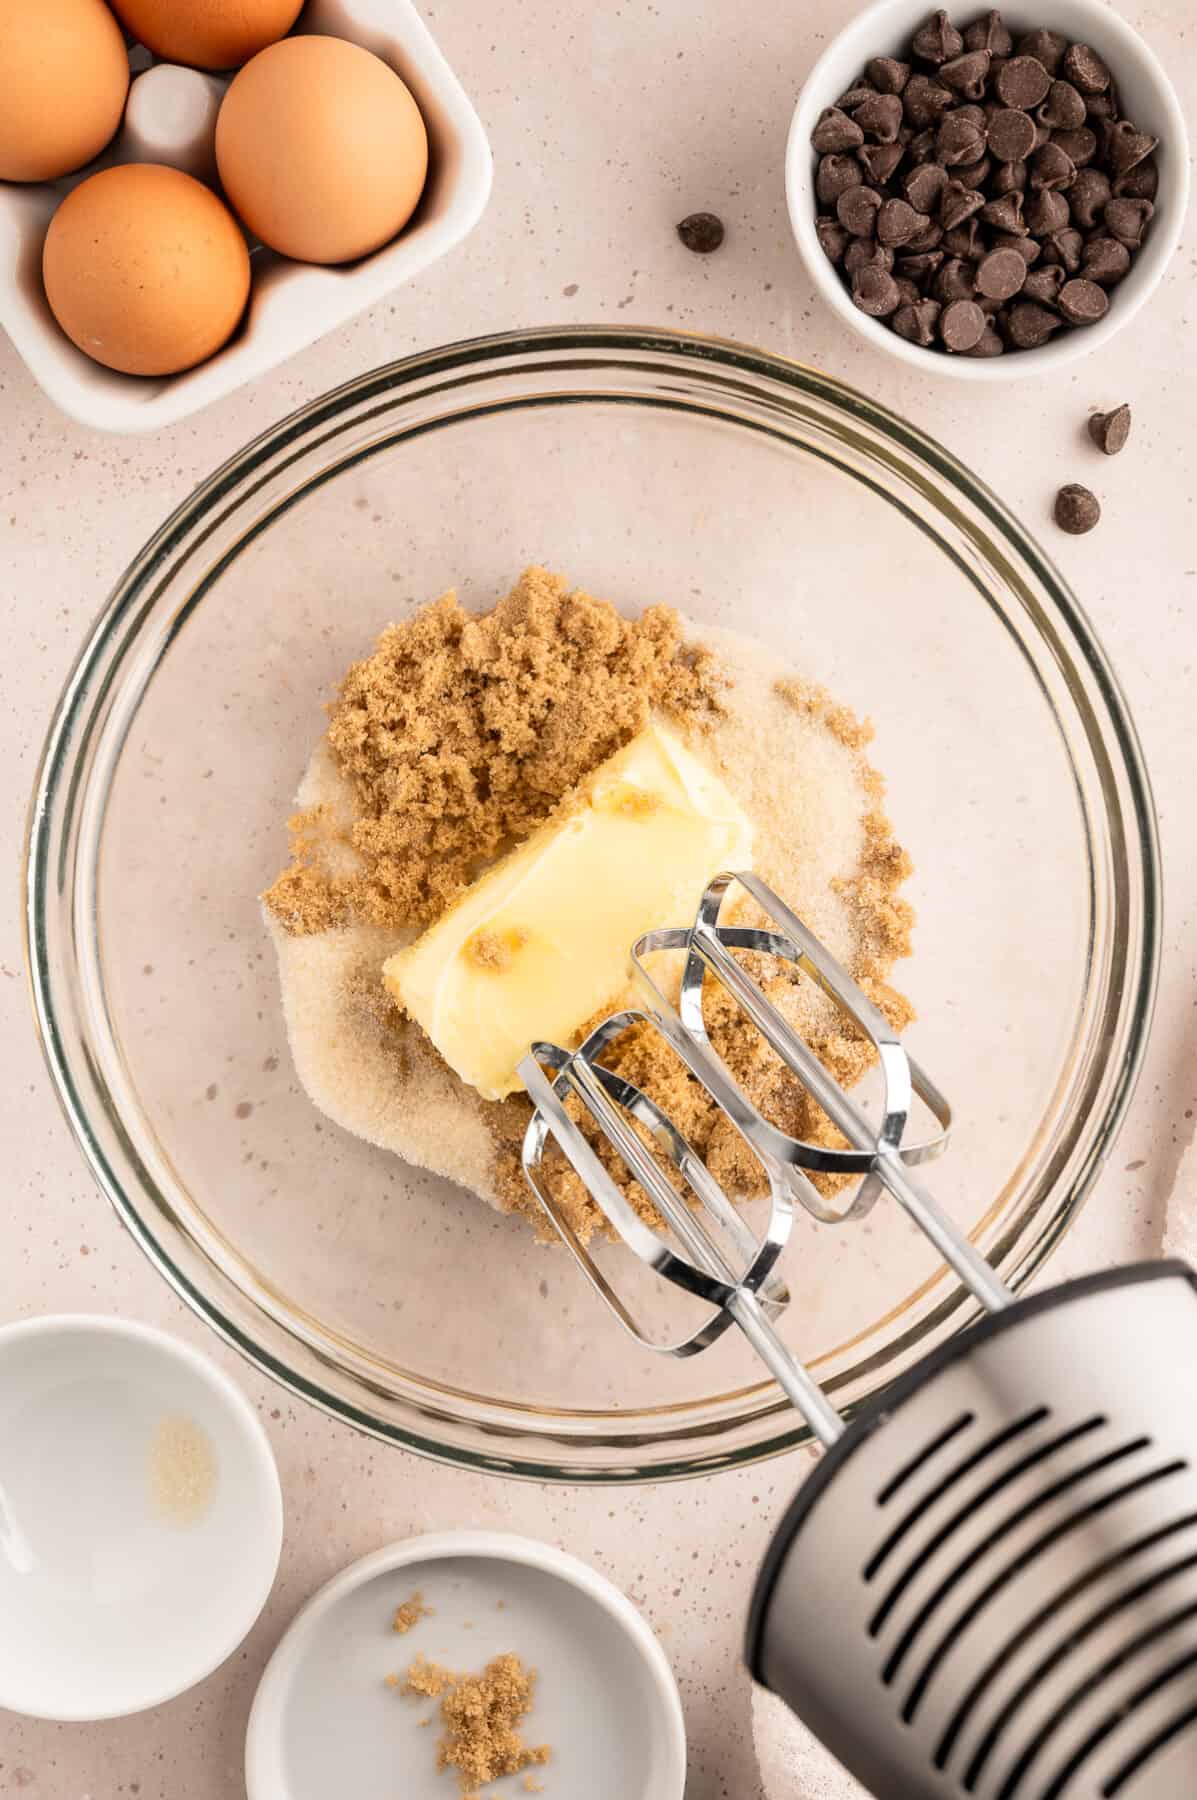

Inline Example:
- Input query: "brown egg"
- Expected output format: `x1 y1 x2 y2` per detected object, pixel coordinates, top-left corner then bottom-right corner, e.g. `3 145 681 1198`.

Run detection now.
107 0 303 71
0 0 130 182
43 164 250 376
215 35 429 265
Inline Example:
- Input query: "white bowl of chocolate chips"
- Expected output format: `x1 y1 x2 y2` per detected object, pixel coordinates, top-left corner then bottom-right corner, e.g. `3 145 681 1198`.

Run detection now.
787 0 1188 375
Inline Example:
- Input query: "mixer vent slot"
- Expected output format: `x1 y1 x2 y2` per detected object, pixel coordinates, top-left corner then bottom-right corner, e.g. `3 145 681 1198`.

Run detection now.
1030 1643 1197 1800
1103 1698 1197 1794
876 1411 975 1507
934 1519 1197 1781
865 1407 1049 1588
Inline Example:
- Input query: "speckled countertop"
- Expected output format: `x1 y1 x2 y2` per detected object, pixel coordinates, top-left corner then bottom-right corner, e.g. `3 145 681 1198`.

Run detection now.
1 2 1195 1795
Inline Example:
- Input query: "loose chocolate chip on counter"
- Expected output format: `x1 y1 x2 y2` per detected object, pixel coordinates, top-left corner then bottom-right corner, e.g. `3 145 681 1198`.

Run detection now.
1037 79 1086 131
876 197 927 245
892 297 943 343
1104 196 1154 247
867 56 911 93
1062 43 1110 94
992 157 1028 194
975 244 1027 298
1022 264 1065 304
1015 29 1067 74
1113 158 1158 200
815 216 851 263
1057 276 1109 323
859 142 906 184
996 55 1052 110
912 9 963 64
854 92 905 142
903 161 948 211
940 296 986 349
1088 402 1131 455
1080 235 1131 285
812 106 866 153
853 264 903 315
837 183 884 235
1051 126 1097 168
937 112 987 165
980 191 1026 233
964 10 1012 55
939 178 985 228
843 237 893 276
1030 141 1076 189
1054 483 1101 533
939 50 991 97
1006 300 1062 346
816 153 864 204
676 212 725 254
987 106 1037 161
903 73 955 128
1024 186 1070 234
1105 119 1158 179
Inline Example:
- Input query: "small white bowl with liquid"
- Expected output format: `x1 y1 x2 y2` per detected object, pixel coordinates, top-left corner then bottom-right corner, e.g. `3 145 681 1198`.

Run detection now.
0 1313 282 1720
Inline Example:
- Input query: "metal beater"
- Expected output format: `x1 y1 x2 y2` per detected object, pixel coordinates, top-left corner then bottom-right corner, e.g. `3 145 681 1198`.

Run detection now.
518 872 1197 1799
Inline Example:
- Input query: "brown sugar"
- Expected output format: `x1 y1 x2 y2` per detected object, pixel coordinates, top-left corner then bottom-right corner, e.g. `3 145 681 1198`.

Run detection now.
398 1651 551 1796
392 1591 431 1635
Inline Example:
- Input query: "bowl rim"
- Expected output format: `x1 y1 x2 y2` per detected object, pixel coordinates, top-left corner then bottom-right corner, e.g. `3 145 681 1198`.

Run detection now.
244 1528 687 1799
23 324 1162 1482
0 1311 283 1719
785 0 1191 381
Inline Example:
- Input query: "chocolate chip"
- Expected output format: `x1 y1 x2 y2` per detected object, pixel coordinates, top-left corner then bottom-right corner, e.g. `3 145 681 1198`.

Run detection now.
854 92 905 142
1079 236 1131 285
1006 300 1062 346
1054 483 1100 533
843 237 893 276
934 255 975 300
954 154 993 189
815 216 850 263
940 50 991 98
1024 186 1070 234
1037 79 1086 131
892 297 942 343
1041 227 1084 271
1062 43 1110 94
903 73 955 128
992 230 1041 265
903 162 948 211
812 107 865 153
1104 196 1153 248
943 218 985 259
906 126 940 163
816 154 864 205
677 212 725 254
937 112 987 165
837 183 884 235
1022 264 1065 304
1087 402 1131 455
904 215 945 251
853 264 902 315
996 55 1052 109
975 245 1027 299
1105 119 1158 178
1015 29 1067 75
875 197 926 245
1051 126 1097 168
939 178 985 228
895 249 945 280
893 275 923 307
837 85 877 111
912 10 963 64
858 142 906 184
867 56 911 93
1057 277 1109 323
987 106 1037 161
940 296 986 349
1069 167 1110 228
1113 158 1157 201
966 324 1006 355
1030 141 1076 189
992 158 1028 194
964 10 1012 56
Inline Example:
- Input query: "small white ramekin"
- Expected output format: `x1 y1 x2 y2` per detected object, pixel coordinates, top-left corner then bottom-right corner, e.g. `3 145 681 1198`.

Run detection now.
786 0 1189 379
0 0 492 432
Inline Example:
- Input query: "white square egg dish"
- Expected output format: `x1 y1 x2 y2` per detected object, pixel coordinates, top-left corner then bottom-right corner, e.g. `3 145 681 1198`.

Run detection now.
0 0 492 432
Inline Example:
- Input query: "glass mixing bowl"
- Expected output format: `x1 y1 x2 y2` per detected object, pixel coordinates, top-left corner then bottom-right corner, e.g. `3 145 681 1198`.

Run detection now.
25 329 1159 1481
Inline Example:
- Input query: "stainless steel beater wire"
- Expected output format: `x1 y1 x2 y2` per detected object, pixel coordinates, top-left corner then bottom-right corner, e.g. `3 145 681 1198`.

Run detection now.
697 933 1013 1316
569 1059 848 1445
